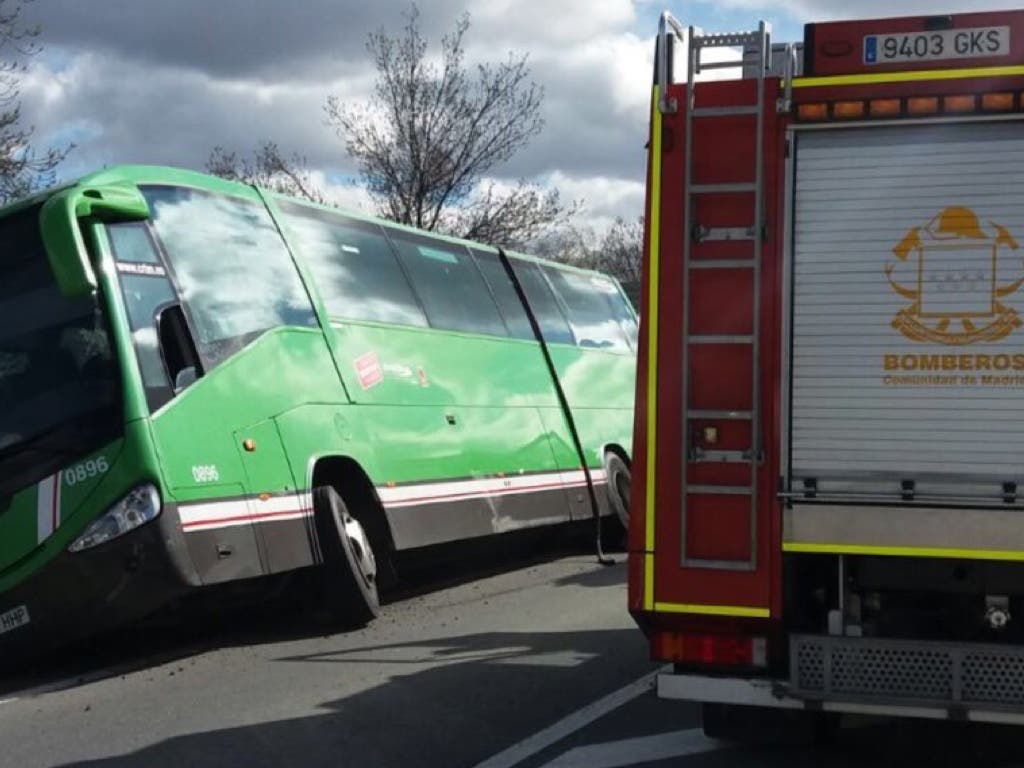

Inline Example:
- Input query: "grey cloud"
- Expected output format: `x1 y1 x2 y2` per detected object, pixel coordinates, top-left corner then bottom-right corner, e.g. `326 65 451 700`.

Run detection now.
17 1 652 229
23 0 467 77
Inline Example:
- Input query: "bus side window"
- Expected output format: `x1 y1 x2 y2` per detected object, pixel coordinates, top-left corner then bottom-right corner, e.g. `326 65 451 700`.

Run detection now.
387 231 508 338
143 186 318 370
543 267 632 352
279 202 428 328
608 283 639 351
509 259 575 346
107 222 178 411
470 249 534 340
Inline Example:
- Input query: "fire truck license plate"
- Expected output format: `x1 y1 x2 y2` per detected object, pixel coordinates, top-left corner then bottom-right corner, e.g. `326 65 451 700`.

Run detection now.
864 26 1009 65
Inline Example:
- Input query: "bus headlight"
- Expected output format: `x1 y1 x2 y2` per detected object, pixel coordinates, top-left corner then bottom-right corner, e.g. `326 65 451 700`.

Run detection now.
68 484 162 553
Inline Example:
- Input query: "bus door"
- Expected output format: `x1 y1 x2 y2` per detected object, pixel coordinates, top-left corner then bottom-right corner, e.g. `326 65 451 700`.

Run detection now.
105 219 265 585
108 185 324 583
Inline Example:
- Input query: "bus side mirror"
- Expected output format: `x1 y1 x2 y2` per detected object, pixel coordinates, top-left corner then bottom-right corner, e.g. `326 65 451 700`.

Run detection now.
39 182 151 297
156 303 202 394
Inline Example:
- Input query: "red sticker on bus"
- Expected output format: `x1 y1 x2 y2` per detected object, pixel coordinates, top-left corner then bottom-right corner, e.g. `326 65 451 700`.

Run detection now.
354 352 384 390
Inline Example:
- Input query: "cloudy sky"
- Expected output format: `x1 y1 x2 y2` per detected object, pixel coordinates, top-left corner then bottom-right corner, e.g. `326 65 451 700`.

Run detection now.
15 0 1022 234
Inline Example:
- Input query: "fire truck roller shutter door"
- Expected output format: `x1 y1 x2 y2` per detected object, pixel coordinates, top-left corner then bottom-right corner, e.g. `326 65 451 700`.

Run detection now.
790 121 1024 502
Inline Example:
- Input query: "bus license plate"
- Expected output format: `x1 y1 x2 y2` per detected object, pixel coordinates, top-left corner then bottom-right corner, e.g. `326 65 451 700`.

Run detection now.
0 604 29 636
865 26 1009 65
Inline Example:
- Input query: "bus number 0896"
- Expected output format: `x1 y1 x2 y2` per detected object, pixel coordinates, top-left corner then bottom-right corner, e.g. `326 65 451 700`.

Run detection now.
64 457 110 487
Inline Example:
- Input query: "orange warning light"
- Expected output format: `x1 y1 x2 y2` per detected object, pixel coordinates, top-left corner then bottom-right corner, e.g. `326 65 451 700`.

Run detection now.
982 92 1015 111
943 94 975 113
833 100 865 119
796 102 828 121
907 96 939 115
869 98 901 117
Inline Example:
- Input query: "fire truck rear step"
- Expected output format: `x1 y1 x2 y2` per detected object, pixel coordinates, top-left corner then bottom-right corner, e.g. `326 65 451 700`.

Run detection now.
791 634 1024 711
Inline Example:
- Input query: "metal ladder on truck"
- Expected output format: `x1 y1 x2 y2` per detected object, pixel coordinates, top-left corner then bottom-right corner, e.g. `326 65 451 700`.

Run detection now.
665 18 773 571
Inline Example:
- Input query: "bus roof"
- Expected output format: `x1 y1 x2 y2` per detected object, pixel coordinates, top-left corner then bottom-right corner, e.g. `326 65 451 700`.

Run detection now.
14 163 621 286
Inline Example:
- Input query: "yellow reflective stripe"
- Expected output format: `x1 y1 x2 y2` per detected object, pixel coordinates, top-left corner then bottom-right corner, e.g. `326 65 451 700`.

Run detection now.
644 553 655 607
784 541 1024 561
793 64 1024 89
654 601 771 618
643 85 663 612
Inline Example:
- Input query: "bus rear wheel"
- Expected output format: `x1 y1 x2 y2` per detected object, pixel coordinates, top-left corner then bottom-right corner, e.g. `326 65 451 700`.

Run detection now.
313 485 380 627
604 452 631 531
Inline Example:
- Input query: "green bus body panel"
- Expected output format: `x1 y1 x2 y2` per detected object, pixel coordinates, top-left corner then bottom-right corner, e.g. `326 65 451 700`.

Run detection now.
149 327 338 499
0 164 636 601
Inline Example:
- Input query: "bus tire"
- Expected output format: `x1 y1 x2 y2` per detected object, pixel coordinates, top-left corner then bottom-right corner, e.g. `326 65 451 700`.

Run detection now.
604 451 631 532
313 485 380 627
701 703 838 745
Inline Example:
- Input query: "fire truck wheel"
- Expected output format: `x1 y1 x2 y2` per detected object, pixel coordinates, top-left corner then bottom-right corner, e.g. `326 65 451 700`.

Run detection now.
313 485 380 627
603 451 631 532
701 703 838 745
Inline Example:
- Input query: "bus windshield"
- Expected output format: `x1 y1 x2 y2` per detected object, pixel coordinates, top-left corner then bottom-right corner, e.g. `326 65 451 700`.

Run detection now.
0 204 121 499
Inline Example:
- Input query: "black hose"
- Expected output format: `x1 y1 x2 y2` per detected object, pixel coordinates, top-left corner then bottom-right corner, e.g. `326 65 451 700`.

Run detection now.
496 248 615 566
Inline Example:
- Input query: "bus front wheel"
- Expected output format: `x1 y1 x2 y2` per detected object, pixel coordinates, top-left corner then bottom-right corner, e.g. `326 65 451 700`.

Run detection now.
313 485 380 627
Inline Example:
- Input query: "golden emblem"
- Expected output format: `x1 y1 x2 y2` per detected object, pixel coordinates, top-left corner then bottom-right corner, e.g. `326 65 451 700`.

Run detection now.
886 206 1023 345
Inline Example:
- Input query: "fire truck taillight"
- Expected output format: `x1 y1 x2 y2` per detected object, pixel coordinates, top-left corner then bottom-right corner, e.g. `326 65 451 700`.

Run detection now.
651 631 767 668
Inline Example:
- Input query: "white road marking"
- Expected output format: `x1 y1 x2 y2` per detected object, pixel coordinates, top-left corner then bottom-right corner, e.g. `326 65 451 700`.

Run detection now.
494 650 598 668
539 728 722 768
470 665 669 768
0 698 18 706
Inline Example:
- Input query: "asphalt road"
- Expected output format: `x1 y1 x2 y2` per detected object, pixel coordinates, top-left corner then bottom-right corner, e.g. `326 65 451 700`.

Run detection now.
4 542 1024 768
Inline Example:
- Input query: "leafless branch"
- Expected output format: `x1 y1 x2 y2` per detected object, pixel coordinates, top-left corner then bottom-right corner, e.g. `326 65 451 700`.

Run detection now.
325 4 569 246
206 141 326 204
0 0 70 204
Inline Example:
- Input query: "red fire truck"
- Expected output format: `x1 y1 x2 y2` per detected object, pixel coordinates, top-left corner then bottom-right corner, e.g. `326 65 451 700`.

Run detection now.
629 7 1024 738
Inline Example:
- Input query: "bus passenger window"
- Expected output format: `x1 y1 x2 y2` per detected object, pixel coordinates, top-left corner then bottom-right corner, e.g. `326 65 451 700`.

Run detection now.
280 203 428 328
510 260 575 346
543 267 632 352
471 249 535 340
143 186 318 369
388 232 508 337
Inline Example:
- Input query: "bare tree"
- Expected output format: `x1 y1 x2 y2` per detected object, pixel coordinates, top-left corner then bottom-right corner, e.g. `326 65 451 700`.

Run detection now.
325 6 573 247
534 216 643 304
0 0 70 204
537 217 642 281
597 216 643 287
206 141 326 204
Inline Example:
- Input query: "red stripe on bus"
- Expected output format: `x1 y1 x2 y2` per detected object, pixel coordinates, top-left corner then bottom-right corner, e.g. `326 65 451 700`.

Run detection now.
385 478 570 506
181 507 311 530
51 474 60 532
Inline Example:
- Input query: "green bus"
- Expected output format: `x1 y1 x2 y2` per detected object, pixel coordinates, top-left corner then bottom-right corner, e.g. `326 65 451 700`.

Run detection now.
0 166 636 655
